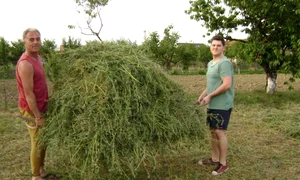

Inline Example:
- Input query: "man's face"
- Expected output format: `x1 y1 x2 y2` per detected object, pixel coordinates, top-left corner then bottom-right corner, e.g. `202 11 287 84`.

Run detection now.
210 40 225 57
23 31 41 53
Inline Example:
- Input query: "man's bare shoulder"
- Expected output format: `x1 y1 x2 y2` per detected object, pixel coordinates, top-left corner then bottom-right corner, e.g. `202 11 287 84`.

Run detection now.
18 59 33 73
19 59 33 67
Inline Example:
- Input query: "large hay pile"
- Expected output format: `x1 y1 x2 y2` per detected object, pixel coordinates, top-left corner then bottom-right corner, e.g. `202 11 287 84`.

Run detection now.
43 41 204 179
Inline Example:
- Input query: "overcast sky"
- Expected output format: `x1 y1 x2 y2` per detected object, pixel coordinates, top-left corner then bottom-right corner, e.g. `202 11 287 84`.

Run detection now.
0 0 247 45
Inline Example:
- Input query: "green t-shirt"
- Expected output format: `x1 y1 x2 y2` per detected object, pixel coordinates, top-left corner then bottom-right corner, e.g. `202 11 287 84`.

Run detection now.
206 56 234 110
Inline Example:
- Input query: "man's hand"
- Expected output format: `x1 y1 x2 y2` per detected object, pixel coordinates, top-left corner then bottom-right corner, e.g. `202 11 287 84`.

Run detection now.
197 94 206 105
35 117 46 127
200 95 212 106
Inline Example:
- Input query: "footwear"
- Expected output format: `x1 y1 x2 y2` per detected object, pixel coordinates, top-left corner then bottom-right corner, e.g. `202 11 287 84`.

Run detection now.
41 173 49 179
212 162 229 175
31 176 45 180
198 158 219 166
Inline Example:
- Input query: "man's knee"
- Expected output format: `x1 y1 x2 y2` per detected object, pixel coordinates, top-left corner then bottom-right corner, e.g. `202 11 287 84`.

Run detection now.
210 128 216 134
215 129 226 138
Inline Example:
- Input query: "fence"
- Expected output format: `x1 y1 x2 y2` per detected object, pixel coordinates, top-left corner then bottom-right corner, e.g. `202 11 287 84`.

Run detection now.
0 80 18 110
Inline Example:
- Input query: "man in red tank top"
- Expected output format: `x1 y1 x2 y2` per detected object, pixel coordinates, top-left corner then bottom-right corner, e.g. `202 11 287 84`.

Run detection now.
16 28 49 180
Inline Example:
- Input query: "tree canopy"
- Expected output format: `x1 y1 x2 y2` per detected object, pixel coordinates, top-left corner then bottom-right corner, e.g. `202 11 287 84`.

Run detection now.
186 0 300 93
175 43 198 71
143 25 180 70
62 36 82 50
197 44 211 68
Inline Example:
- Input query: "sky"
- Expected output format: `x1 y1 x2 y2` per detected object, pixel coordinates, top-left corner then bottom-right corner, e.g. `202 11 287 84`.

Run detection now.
0 0 247 46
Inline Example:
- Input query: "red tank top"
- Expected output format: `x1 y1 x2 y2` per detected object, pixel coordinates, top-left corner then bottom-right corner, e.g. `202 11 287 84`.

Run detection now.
16 53 48 113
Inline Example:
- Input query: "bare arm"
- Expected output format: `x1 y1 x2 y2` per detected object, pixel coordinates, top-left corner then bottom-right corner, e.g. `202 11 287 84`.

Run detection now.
197 88 207 105
18 60 43 121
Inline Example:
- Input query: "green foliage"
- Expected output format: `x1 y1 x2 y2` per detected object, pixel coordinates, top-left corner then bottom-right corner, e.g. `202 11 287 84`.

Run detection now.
197 45 211 68
187 0 300 85
75 0 109 10
0 37 11 78
143 25 180 70
8 39 24 65
0 37 10 66
39 39 57 61
42 40 204 179
62 36 82 50
175 43 198 71
226 42 247 61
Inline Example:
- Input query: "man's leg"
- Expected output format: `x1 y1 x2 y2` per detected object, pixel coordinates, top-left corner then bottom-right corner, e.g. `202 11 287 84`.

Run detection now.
208 109 231 175
28 123 46 177
20 108 47 179
215 129 227 165
40 165 47 178
210 130 220 162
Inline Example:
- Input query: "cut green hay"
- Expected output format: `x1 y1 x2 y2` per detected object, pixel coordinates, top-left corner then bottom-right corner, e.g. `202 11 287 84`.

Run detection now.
42 40 205 179
261 102 300 140
235 90 300 140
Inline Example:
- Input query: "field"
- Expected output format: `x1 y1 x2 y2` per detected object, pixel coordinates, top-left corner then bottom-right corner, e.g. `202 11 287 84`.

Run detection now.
1 74 300 179
168 74 300 94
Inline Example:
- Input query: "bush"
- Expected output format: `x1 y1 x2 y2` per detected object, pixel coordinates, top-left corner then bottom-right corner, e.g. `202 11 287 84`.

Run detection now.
42 40 205 179
0 65 15 79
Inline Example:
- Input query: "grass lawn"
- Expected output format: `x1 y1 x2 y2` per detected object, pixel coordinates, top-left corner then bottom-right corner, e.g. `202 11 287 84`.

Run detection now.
1 74 300 179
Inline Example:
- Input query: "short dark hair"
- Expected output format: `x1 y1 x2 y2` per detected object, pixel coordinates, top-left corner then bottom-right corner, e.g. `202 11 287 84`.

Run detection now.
211 34 225 46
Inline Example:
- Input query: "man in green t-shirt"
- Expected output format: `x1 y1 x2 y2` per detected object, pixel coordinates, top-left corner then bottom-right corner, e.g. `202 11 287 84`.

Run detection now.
197 34 234 176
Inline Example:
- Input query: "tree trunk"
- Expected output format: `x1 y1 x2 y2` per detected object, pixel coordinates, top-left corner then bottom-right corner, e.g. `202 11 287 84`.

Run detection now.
265 72 277 94
260 60 279 94
166 59 171 71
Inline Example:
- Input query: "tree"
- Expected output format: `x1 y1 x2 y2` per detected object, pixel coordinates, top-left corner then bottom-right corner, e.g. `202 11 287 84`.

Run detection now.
175 43 198 71
186 0 300 93
197 44 211 69
72 0 110 41
0 37 11 78
40 39 57 61
0 37 10 66
9 39 24 65
62 36 82 50
225 41 248 73
143 25 180 70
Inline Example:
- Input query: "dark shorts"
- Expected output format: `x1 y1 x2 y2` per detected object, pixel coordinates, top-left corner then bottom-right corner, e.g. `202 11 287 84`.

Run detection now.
206 108 232 130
